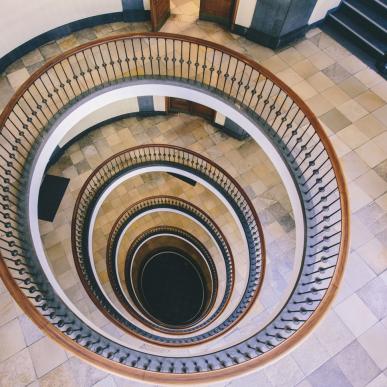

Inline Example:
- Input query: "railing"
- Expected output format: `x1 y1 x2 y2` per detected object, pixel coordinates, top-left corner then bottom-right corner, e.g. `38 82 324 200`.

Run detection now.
108 202 229 336
72 146 264 345
0 32 348 383
122 225 219 331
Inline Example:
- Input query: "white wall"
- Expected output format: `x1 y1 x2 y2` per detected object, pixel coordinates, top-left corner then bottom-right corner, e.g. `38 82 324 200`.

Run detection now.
0 0 122 57
308 0 341 24
59 97 139 147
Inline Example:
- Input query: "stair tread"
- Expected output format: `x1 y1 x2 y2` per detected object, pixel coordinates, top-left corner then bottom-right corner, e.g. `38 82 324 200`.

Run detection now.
329 11 387 54
375 0 387 7
344 0 387 31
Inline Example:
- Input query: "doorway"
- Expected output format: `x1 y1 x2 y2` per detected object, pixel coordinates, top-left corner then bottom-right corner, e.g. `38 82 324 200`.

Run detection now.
150 0 237 31
171 0 200 18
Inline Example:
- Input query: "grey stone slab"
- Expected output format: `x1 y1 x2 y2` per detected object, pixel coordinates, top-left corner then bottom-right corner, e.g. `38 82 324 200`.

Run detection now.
39 42 62 60
335 341 380 387
314 310 355 356
307 358 352 387
374 159 387 182
322 63 351 84
320 108 352 133
18 314 44 347
69 356 108 387
357 277 387 320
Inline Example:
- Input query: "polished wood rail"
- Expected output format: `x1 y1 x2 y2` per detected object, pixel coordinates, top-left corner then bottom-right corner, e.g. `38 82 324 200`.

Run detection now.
123 226 219 331
0 32 349 383
108 205 230 337
72 144 264 346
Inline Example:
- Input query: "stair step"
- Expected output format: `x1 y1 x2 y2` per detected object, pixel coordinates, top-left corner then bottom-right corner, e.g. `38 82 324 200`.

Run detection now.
327 12 386 58
343 0 387 35
374 0 387 9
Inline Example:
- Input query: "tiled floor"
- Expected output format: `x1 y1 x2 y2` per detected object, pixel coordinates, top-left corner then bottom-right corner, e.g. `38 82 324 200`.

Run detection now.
43 112 295 356
0 9 386 387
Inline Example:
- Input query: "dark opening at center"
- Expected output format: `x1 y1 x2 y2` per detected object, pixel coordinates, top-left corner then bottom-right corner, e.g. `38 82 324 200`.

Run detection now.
139 251 205 326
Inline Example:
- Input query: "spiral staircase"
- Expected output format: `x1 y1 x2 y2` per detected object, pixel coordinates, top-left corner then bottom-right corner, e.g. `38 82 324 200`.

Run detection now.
0 32 349 384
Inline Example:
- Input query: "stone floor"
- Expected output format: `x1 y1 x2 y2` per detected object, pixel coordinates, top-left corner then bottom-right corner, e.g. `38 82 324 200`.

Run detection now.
42 111 294 356
171 0 200 18
0 9 387 387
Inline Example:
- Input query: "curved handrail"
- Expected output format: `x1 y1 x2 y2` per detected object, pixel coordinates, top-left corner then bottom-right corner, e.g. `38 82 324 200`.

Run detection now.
72 146 264 345
108 201 230 336
0 32 349 383
123 225 219 331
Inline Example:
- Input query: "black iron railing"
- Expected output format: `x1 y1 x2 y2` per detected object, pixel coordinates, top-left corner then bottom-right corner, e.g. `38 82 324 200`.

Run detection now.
122 225 219 331
72 146 264 345
0 33 348 383
109 206 228 335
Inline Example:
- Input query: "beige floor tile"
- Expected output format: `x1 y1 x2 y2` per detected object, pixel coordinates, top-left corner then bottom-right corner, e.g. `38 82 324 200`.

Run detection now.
339 76 368 98
307 71 334 92
308 50 335 70
355 91 385 112
294 39 319 57
347 181 373 212
306 94 333 117
38 361 76 387
357 238 387 275
321 85 351 106
337 100 368 122
355 68 384 88
375 192 387 212
0 319 26 362
354 114 386 139
261 55 288 74
335 294 378 337
355 170 387 200
320 108 352 133
292 59 319 78
0 292 22 327
277 47 305 66
264 355 304 387
276 68 303 86
292 80 318 100
337 124 368 149
355 141 386 168
29 336 68 378
0 348 36 387
292 334 330 376
371 82 387 103
6 68 30 90
358 322 387 370
341 54 367 74
21 49 44 67
372 104 387 126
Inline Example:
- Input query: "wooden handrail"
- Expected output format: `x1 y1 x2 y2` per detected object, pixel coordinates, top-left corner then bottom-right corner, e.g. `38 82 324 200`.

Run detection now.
0 32 349 384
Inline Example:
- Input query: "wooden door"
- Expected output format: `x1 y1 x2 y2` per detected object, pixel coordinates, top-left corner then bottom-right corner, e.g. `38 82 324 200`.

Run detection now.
199 0 237 27
167 98 215 122
150 0 171 31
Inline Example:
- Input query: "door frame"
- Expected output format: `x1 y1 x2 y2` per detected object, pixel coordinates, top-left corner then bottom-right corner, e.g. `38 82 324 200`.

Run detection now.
150 0 240 31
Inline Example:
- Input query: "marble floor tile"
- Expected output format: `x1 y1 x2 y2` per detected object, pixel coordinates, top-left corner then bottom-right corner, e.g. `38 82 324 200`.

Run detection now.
357 277 387 320
334 340 380 387
335 294 378 337
264 356 304 387
0 318 26 362
29 336 68 378
307 358 352 387
358 322 387 371
0 348 36 387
